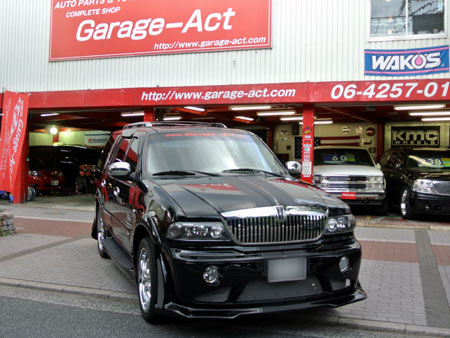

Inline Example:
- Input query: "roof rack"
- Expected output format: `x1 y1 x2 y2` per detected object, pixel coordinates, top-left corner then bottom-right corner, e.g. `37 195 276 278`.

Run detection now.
123 121 227 130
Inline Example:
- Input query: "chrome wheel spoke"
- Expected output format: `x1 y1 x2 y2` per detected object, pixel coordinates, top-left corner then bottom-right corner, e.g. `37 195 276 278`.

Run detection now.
138 247 151 311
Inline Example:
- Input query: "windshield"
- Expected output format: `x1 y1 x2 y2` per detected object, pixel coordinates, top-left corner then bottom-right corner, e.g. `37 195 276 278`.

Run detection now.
314 148 374 166
145 131 286 176
407 151 450 171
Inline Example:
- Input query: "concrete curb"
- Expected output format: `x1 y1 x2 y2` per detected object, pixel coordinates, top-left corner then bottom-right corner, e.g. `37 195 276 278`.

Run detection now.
357 221 450 231
0 277 136 301
2 277 450 336
300 314 450 337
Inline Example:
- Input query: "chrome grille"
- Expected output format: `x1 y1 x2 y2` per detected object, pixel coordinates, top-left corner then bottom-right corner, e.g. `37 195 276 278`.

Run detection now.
327 176 366 182
222 206 326 244
433 181 450 195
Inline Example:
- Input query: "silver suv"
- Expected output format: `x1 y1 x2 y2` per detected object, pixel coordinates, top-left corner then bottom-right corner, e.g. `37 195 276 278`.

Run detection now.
313 146 387 214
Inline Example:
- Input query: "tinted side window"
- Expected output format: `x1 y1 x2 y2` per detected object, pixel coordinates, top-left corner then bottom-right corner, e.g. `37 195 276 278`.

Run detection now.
386 151 404 169
114 137 132 163
97 136 116 171
379 151 391 168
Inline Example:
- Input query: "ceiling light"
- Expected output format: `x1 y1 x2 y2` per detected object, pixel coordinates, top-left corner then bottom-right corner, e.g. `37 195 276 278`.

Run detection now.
257 110 296 116
280 115 303 121
184 106 205 112
394 104 445 111
300 120 333 125
421 117 450 122
409 111 450 116
121 112 145 117
40 113 59 117
230 105 272 111
234 116 254 121
164 116 182 121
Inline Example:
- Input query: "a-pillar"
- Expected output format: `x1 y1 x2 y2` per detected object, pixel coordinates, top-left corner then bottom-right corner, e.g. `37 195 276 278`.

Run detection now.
301 104 315 184
144 108 155 122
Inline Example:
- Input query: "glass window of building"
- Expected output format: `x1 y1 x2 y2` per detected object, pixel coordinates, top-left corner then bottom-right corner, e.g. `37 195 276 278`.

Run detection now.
370 0 445 39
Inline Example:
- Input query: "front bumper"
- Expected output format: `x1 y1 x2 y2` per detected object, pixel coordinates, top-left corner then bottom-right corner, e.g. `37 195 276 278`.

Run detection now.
159 239 366 319
410 192 450 215
326 191 385 206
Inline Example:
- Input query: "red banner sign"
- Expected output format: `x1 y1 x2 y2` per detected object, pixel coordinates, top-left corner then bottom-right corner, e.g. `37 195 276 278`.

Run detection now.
50 0 272 60
0 91 29 198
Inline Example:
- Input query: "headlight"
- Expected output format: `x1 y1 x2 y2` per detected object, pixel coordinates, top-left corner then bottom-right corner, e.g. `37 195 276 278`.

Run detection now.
367 176 383 184
167 222 229 241
413 179 434 194
326 214 355 234
28 170 40 177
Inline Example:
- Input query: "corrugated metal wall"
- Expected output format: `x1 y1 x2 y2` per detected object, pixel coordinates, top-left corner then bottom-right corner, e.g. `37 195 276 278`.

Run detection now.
0 0 449 92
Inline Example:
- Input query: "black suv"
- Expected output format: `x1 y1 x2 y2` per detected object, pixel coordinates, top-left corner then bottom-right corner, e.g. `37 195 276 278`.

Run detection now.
380 147 450 219
91 122 366 323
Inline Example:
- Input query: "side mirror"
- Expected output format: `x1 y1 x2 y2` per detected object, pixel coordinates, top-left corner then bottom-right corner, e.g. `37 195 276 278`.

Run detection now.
286 161 302 175
375 163 381 169
107 161 132 179
395 162 403 170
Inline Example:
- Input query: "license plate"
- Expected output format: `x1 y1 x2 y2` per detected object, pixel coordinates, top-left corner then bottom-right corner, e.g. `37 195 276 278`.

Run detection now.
268 257 307 283
51 180 59 186
341 192 356 200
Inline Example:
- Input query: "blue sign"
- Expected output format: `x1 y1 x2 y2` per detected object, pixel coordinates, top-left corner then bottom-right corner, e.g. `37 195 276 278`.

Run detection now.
365 45 449 76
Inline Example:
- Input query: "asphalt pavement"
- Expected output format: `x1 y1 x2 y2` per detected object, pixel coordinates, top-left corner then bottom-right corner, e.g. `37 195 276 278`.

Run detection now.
0 195 449 337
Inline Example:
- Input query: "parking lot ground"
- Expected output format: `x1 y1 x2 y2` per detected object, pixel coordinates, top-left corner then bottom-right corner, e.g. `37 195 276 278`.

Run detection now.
0 195 450 336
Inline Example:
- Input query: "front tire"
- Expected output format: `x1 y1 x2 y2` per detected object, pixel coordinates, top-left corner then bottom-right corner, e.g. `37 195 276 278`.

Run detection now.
137 237 162 323
96 207 109 258
400 187 415 220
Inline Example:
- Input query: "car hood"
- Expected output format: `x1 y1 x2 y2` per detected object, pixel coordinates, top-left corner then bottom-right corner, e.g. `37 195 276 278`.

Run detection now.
408 170 450 181
154 175 348 218
314 165 383 176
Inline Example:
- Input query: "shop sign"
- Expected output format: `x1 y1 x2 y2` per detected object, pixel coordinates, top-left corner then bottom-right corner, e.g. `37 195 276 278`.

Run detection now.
0 91 29 194
50 0 272 60
391 126 440 147
364 46 449 76
84 133 109 146
366 127 375 137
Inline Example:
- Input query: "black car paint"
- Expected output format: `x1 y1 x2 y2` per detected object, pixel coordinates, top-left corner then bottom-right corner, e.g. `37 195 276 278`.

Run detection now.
381 147 450 216
92 125 366 320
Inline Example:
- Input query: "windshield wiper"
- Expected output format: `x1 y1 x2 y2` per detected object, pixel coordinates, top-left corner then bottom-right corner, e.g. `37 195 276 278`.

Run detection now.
222 168 284 177
152 170 218 177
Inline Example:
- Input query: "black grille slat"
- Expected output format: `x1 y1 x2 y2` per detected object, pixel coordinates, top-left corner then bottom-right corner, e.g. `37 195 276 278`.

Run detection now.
225 215 324 244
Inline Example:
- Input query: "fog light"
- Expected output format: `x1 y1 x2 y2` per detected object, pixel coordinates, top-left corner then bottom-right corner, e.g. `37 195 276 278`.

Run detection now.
339 256 350 273
203 266 220 285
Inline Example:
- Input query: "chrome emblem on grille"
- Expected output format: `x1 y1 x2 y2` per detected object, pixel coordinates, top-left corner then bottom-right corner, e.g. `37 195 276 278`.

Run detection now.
275 205 287 223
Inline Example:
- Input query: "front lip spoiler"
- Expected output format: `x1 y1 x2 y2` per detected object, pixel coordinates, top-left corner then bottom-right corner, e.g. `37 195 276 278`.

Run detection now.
162 286 367 319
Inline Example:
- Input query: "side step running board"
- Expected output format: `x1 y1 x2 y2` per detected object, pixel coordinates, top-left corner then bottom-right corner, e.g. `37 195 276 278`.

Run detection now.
103 237 134 272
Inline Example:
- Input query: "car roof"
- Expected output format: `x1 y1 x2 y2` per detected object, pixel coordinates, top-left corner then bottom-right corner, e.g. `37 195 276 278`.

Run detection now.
119 121 251 135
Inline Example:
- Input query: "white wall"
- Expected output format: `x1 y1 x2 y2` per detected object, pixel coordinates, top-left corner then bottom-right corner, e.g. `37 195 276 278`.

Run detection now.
274 122 378 161
1 0 449 92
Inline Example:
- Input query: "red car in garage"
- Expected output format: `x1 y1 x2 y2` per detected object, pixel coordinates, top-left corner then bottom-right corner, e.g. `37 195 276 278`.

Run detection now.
28 169 65 194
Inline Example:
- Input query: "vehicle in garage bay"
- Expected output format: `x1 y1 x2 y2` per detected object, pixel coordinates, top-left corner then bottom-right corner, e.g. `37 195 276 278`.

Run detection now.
380 147 450 219
313 146 387 214
29 145 100 193
91 121 366 323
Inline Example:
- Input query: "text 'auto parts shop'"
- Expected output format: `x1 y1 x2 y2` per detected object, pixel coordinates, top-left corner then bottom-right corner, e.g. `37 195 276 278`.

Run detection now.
1 0 450 206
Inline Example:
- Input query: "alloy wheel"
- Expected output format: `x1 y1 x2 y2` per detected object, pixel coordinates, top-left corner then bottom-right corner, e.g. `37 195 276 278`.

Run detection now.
138 248 152 312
